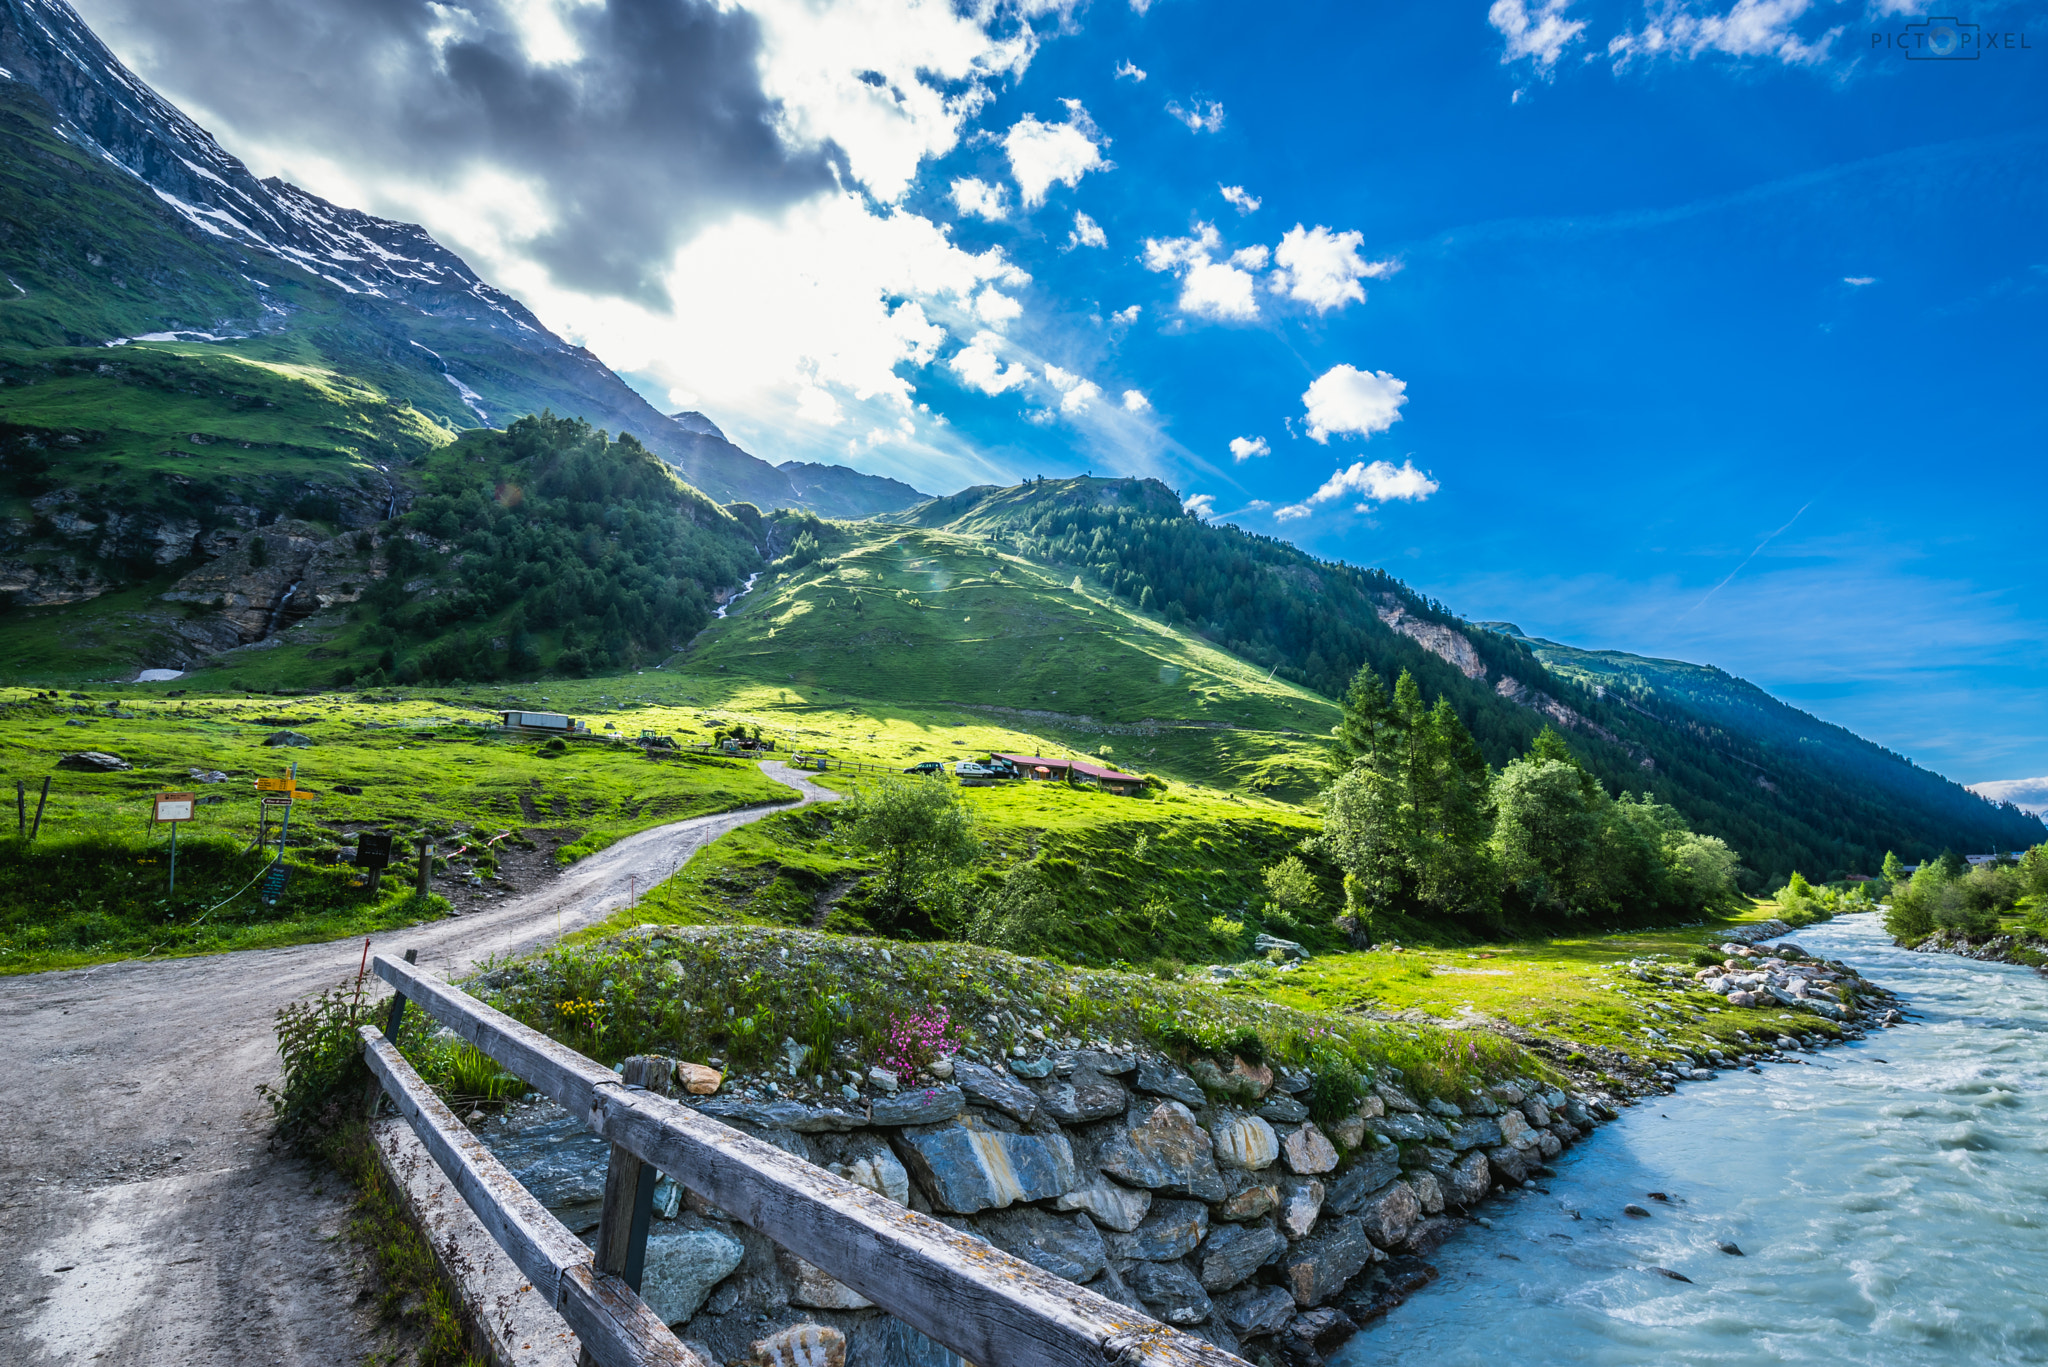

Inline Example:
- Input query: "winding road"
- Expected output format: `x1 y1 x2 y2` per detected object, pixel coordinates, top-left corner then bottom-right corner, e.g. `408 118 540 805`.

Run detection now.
0 761 836 1367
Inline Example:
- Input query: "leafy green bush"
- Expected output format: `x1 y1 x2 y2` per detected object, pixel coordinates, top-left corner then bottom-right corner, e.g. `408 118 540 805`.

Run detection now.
266 980 388 1148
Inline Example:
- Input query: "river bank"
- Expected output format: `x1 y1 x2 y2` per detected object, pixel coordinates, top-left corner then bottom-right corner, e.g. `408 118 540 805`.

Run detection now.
1902 928 2048 971
1327 912 2048 1366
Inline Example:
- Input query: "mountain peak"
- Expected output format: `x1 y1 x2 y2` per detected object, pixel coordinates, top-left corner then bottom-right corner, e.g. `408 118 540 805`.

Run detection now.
669 410 728 441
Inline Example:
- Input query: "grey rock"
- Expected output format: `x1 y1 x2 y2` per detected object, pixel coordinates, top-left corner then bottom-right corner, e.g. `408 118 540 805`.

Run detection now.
868 1066 900 1092
1135 1056 1206 1107
1194 1220 1287 1292
57 750 130 771
485 1113 609 1210
1324 1149 1402 1215
1536 1130 1562 1159
1490 1080 1527 1105
1445 1149 1491 1207
1495 1108 1533 1149
1408 1170 1444 1216
1054 1174 1152 1231
1216 1283 1297 1338
1520 1096 1552 1127
951 1058 1040 1123
1278 1215 1381 1307
1254 932 1308 959
262 731 313 747
1448 1116 1502 1151
783 1250 872 1310
1462 1092 1502 1116
1400 1215 1458 1258
1127 1260 1213 1325
1281 1123 1338 1175
1280 1307 1361 1362
1084 1262 1148 1314
640 1223 745 1325
828 1146 910 1206
1061 1048 1138 1076
1374 1082 1421 1113
892 1113 1077 1214
1279 1176 1325 1240
1215 1169 1280 1222
1008 1055 1055 1079
1107 1198 1210 1262
1424 1098 1464 1118
1274 1068 1311 1095
1086 1100 1227 1201
845 1317 969 1367
652 1175 682 1219
1327 1114 1367 1150
1367 1111 1432 1143
973 1207 1107 1282
870 1084 966 1127
1486 1144 1534 1185
1210 1110 1281 1171
696 1097 866 1133
1037 1068 1130 1124
1353 1181 1421 1250
1259 1094 1310 1124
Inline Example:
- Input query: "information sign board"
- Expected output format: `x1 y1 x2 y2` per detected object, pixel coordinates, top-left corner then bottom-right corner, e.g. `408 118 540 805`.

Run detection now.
355 832 394 870
153 792 196 823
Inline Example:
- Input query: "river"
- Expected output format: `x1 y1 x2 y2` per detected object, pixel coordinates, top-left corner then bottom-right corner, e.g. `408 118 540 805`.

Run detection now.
1332 912 2048 1365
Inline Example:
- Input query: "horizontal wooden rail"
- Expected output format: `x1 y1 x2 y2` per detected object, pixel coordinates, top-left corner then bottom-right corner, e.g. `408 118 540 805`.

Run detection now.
370 954 1247 1367
360 1029 708 1367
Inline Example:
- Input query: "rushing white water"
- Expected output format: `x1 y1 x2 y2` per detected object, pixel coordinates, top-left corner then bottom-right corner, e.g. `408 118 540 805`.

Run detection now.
714 572 760 620
1332 913 2048 1366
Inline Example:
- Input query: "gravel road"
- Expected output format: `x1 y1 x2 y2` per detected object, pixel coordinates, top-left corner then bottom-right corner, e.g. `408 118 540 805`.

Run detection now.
0 761 836 1367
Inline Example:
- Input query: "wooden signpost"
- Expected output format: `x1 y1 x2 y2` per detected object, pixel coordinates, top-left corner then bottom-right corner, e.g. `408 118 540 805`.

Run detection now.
252 766 318 906
152 791 196 894
357 830 394 895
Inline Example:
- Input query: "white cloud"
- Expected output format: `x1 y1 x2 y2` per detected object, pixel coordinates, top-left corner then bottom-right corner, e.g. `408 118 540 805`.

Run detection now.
1130 0 1154 13
1115 59 1147 80
1968 777 2048 818
1230 244 1270 270
1184 492 1217 518
1844 275 1877 286
949 176 1010 221
1302 363 1408 442
1143 223 1260 321
1112 304 1142 325
1245 499 1271 511
1044 363 1101 414
949 329 1030 394
1121 389 1151 412
1003 100 1108 209
973 286 1023 327
1165 98 1225 133
1229 435 1270 461
1278 458 1440 521
1220 184 1261 214
1488 0 1587 72
1607 0 1840 69
1068 211 1108 249
1268 224 1397 314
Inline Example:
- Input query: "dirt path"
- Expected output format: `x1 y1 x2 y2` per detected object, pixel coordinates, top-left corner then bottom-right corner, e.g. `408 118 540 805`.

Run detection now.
0 761 836 1367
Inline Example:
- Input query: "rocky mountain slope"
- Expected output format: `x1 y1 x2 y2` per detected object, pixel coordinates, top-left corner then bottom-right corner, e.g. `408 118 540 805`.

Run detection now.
0 0 921 516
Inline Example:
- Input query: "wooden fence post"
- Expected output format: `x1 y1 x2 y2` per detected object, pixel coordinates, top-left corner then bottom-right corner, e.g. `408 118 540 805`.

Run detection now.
414 837 432 897
29 778 48 842
363 947 420 1117
15 782 23 838
579 1054 673 1367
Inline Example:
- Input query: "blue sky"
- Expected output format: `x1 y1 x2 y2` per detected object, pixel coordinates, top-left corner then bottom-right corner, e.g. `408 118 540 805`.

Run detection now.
78 0 2047 787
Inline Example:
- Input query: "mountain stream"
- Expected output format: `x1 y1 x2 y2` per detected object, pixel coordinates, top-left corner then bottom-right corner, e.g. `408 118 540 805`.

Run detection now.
1332 913 2048 1365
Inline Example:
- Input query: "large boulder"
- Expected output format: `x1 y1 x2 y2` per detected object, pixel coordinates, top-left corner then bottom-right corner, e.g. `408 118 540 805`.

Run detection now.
1135 1056 1206 1108
891 1113 1076 1213
1107 1198 1209 1262
1279 1177 1325 1240
1448 1116 1502 1151
1445 1149 1491 1208
1215 1283 1298 1338
1054 1174 1152 1231
697 1098 866 1133
1037 1067 1130 1124
1216 1170 1280 1222
951 1059 1041 1123
1085 1100 1227 1201
641 1223 746 1325
972 1207 1107 1282
57 751 130 771
1281 1124 1338 1175
1278 1216 1381 1307
1353 1181 1421 1250
1486 1144 1534 1185
1496 1107 1534 1150
1210 1110 1281 1171
1126 1260 1213 1326
870 1084 966 1127
1408 1170 1444 1216
1194 1220 1287 1292
1323 1149 1402 1215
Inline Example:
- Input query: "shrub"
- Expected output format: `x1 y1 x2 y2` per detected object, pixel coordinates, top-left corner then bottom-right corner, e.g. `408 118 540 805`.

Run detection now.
266 978 387 1149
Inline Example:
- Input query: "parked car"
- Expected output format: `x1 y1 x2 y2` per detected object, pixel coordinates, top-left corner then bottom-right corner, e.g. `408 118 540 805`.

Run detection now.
954 761 992 777
904 761 946 775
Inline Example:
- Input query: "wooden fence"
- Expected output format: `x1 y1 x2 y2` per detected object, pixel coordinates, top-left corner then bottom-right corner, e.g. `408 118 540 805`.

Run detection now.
364 953 1247 1367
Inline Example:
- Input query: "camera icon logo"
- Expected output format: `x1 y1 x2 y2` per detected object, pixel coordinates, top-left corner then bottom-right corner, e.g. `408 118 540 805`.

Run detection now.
1905 15 1981 58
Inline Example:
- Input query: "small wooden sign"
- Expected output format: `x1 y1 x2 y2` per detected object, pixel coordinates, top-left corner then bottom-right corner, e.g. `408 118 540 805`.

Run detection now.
255 776 296 793
356 831 394 870
259 860 292 906
153 792 196 823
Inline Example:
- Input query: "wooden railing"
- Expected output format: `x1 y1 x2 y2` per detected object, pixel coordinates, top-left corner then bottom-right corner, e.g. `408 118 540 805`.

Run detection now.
364 953 1247 1367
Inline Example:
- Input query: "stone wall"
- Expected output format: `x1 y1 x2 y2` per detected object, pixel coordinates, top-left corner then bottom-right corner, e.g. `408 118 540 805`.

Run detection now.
481 1047 1611 1367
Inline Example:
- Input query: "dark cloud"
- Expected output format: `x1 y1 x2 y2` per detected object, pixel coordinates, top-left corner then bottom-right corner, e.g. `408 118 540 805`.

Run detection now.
70 0 838 303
